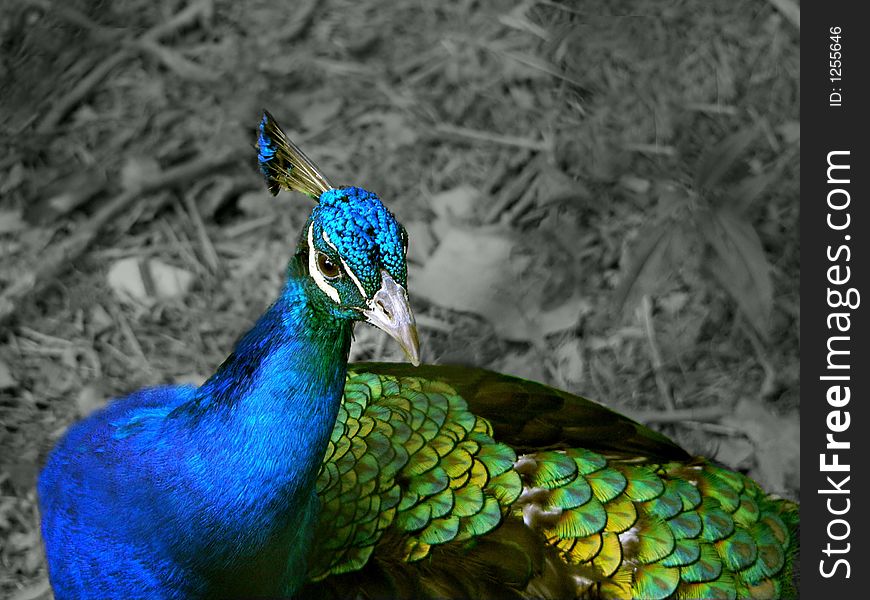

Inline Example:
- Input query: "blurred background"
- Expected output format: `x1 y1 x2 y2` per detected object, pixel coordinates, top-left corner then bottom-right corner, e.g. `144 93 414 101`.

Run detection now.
0 0 799 596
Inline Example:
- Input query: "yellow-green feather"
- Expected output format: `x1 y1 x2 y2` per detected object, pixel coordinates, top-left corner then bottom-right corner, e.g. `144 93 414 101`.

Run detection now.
305 371 798 599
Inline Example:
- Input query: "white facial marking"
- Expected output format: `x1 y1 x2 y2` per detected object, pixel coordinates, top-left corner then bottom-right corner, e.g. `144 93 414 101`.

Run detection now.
308 224 340 303
342 256 369 300
322 230 368 300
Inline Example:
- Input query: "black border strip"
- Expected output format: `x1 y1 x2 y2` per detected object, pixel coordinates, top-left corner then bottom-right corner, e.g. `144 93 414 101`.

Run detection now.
802 3 869 596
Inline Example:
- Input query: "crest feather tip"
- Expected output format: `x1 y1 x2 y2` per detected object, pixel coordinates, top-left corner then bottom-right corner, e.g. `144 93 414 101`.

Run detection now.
255 110 333 200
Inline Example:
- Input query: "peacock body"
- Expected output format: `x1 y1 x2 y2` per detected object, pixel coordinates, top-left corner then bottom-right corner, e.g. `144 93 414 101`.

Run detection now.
304 364 798 599
37 112 797 599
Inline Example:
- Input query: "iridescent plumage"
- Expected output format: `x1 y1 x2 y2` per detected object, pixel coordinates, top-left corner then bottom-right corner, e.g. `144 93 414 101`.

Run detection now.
300 365 798 599
257 110 333 198
310 187 408 296
37 112 797 600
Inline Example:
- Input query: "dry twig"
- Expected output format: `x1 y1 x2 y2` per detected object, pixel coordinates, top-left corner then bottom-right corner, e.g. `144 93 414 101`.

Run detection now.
640 295 675 411
182 194 221 275
0 150 239 327
766 0 799 29
36 0 215 132
434 124 550 152
629 405 729 425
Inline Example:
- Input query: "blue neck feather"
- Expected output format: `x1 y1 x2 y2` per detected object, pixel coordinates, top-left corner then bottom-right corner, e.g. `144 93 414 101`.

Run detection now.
164 254 352 594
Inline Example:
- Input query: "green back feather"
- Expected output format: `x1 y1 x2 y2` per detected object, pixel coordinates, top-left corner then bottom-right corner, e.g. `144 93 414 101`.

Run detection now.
302 366 798 599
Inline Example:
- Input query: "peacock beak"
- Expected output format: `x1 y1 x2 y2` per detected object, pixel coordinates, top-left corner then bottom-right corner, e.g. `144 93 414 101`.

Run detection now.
362 271 421 366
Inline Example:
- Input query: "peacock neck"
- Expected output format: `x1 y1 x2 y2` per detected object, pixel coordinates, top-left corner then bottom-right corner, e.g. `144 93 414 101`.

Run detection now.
195 259 353 421
175 255 353 534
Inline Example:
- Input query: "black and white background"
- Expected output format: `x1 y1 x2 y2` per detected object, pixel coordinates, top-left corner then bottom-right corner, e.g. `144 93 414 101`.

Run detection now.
0 0 836 596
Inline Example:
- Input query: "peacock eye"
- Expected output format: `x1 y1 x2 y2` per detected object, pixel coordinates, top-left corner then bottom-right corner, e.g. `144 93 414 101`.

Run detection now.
316 252 341 280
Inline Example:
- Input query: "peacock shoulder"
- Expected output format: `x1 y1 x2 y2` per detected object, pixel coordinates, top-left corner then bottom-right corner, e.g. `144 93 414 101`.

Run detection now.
309 370 520 581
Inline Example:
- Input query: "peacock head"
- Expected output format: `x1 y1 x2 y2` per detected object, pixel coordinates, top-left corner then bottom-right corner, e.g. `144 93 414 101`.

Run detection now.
256 111 419 365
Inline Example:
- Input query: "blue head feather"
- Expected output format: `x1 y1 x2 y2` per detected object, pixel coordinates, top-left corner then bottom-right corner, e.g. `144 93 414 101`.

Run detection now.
309 186 407 298
257 118 276 176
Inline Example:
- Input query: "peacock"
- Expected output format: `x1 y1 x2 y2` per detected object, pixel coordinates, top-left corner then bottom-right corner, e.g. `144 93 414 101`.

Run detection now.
37 111 798 600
